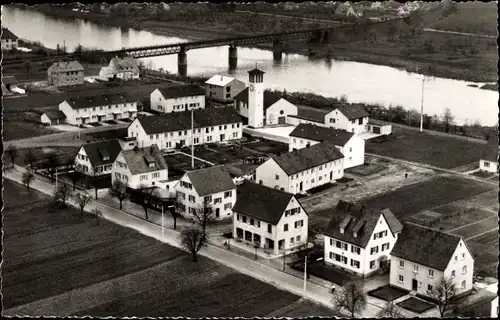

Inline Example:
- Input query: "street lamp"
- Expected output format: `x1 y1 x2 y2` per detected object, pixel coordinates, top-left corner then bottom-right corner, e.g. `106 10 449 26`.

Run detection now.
417 71 426 133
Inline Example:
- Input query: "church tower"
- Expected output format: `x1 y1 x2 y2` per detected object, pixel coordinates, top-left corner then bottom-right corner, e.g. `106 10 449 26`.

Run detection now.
247 68 265 128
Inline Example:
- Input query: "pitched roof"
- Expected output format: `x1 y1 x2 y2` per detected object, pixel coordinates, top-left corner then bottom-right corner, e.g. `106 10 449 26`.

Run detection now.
205 75 235 87
81 139 122 166
289 123 354 146
157 84 205 99
44 110 67 120
2 28 18 40
136 106 242 135
49 61 84 72
64 93 138 110
248 68 265 75
323 200 401 248
110 56 138 71
186 165 236 197
234 88 282 110
390 223 463 271
291 105 331 123
480 141 499 162
271 141 344 176
120 145 168 175
335 104 369 120
233 181 295 225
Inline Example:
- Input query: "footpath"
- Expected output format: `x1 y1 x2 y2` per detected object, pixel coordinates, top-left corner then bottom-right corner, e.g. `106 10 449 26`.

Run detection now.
3 165 440 318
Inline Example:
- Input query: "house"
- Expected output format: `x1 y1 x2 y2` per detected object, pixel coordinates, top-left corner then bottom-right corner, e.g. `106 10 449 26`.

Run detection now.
47 61 85 87
59 94 138 125
40 110 67 126
2 76 18 95
1 27 19 50
74 139 123 176
323 200 402 276
488 284 499 318
367 119 392 135
234 68 297 127
112 145 169 189
289 123 365 169
128 106 242 150
205 75 246 103
99 56 139 81
150 84 205 113
255 141 344 194
175 166 236 220
232 181 308 255
390 223 474 298
479 142 498 173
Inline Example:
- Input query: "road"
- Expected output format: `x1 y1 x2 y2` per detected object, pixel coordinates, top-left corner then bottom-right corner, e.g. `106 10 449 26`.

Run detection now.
423 28 496 39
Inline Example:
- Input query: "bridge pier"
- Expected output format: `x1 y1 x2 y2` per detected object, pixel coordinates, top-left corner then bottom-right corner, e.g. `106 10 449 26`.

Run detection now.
228 45 238 70
272 39 283 62
178 50 187 77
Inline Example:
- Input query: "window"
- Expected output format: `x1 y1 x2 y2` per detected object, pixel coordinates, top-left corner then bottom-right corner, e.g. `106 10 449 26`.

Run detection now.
370 246 379 255
152 172 160 179
214 197 222 204
275 174 279 180
398 275 404 283
194 138 199 144
256 220 260 228
382 243 390 251
177 191 186 200
428 284 433 292
284 224 288 232
207 136 212 142
330 118 335 123
268 224 272 233
461 253 465 260
188 195 196 203
294 220 304 228
454 255 458 262
236 214 240 221
351 259 360 269
189 207 196 214
242 216 247 223
400 260 405 268
115 172 121 179
462 266 467 274
451 270 455 278
370 260 376 269
224 190 232 198
413 265 418 272
296 235 301 242
206 128 210 133
461 280 466 289
484 161 490 167
290 237 294 244
428 269 434 278
224 203 232 210
140 174 148 181
150 135 153 140
249 218 254 226
351 246 360 254
232 132 238 138
204 195 212 203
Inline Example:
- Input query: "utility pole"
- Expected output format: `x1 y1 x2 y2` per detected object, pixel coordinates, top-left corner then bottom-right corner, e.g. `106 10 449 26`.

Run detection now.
55 168 58 190
162 205 164 238
191 109 194 169
420 74 425 133
303 256 307 297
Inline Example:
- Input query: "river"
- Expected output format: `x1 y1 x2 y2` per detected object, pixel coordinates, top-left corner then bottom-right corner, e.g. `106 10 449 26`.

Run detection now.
3 6 498 125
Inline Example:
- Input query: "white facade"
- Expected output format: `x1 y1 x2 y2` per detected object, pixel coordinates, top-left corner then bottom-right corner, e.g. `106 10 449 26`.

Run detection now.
324 214 398 276
40 113 65 126
286 116 324 127
150 88 205 114
205 76 246 103
390 239 474 298
255 157 344 194
368 123 392 135
59 100 138 125
233 197 308 255
266 99 298 125
479 159 498 173
128 119 242 150
1 38 18 50
325 110 369 134
248 74 264 128
74 148 96 176
174 174 236 220
111 152 169 189
491 296 499 318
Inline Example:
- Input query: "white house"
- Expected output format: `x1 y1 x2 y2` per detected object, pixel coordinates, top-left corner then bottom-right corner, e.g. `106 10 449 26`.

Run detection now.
487 283 498 318
205 75 246 103
40 110 67 126
150 84 205 114
128 106 243 150
1 28 19 50
479 142 498 173
59 94 138 125
390 223 475 298
367 119 392 135
289 123 365 169
255 141 344 194
175 166 236 220
232 181 308 255
323 200 402 276
99 56 140 81
234 68 297 127
112 145 169 190
74 139 123 176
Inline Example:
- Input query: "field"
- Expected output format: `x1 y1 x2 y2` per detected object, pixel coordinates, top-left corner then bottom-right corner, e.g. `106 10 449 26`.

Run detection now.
365 127 488 169
7 146 80 168
3 120 59 141
2 179 334 317
241 139 289 155
431 2 498 36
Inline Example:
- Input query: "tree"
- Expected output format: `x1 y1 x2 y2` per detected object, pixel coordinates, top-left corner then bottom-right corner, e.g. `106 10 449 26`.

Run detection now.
429 277 457 318
377 301 403 318
191 200 216 238
170 199 182 229
25 148 38 171
138 184 160 220
22 170 35 191
180 226 207 262
442 107 455 133
291 228 318 279
5 144 18 168
46 151 59 181
73 191 92 216
332 280 367 318
54 183 72 207
91 208 102 225
111 179 128 209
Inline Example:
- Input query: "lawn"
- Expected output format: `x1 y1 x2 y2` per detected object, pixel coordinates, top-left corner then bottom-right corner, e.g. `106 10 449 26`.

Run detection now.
2 179 335 317
467 241 499 278
345 163 387 177
415 207 496 231
397 297 435 314
447 216 498 239
431 2 498 36
365 127 488 169
242 139 289 156
194 147 228 164
3 121 59 141
163 153 210 177
292 262 353 286
368 285 409 302
471 170 496 179
7 146 79 168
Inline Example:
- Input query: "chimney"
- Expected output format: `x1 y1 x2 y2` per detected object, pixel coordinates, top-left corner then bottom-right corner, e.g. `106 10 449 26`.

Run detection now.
340 227 344 234
353 232 357 238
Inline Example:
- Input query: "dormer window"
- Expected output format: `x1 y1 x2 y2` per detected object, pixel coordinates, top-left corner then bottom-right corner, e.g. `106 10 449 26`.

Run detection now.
353 232 357 238
340 227 344 234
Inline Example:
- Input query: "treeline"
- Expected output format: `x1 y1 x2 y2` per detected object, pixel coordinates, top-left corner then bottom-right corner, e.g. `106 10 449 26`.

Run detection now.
266 89 497 141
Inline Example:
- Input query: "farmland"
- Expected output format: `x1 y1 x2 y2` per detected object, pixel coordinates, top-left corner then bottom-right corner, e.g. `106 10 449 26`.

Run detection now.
3 121 59 141
2 179 334 316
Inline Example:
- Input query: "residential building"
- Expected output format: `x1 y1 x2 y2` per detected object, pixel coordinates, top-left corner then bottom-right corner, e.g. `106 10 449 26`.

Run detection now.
367 119 392 135
323 200 402 276
234 68 297 127
59 94 138 125
150 84 205 114
488 284 498 318
390 223 475 298
47 61 85 87
289 123 365 169
479 142 499 173
1 27 19 50
175 166 236 220
99 56 139 81
2 75 18 96
205 75 246 103
232 181 308 255
40 110 67 126
74 139 122 176
255 141 344 194
128 106 242 150
112 145 169 189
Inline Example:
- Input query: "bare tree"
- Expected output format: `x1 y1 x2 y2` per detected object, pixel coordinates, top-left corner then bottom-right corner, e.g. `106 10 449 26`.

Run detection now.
170 198 182 229
192 200 216 238
5 144 18 168
111 179 128 209
377 301 403 318
429 277 457 318
442 107 455 133
138 184 159 220
91 208 102 225
25 149 38 171
54 183 72 207
332 280 367 318
22 170 35 191
73 191 92 217
180 226 207 262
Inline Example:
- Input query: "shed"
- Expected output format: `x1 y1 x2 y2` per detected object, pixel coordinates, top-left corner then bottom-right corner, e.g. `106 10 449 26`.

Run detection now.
41 110 67 126
367 119 392 135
